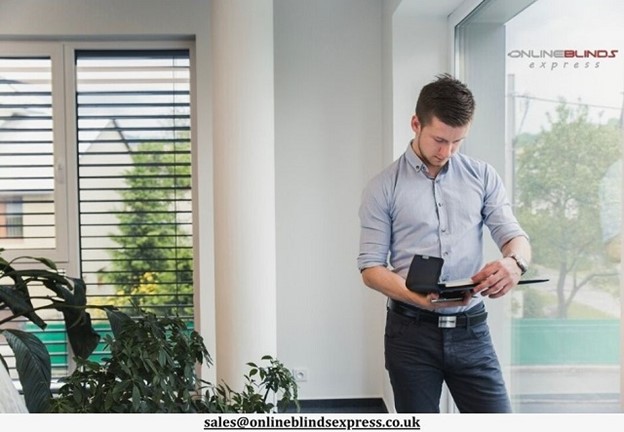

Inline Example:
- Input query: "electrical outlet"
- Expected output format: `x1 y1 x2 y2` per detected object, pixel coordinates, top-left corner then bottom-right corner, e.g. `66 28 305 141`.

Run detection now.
292 368 309 382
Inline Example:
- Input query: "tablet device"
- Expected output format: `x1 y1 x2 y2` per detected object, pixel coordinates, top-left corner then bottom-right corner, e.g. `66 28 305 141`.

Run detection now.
405 254 549 299
432 277 551 303
439 277 550 291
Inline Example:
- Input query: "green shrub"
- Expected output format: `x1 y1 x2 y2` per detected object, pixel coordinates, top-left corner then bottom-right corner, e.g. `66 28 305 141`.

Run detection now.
50 310 298 413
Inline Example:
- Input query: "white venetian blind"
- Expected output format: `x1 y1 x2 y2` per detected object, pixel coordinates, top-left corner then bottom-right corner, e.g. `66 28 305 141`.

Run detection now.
0 57 56 250
75 50 194 321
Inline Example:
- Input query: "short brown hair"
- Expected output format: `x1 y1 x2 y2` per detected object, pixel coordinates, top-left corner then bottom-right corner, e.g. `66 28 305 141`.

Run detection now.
415 74 475 127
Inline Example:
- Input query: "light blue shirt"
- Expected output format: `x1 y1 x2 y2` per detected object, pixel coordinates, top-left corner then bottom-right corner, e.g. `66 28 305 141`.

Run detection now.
358 143 528 312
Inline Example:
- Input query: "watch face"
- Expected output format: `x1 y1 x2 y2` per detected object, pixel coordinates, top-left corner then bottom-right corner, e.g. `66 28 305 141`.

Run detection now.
519 261 528 274
513 254 527 274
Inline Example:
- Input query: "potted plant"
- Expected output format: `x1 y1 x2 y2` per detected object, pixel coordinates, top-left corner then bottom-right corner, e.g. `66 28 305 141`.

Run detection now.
204 355 300 413
0 251 100 413
49 310 299 413
1 251 299 413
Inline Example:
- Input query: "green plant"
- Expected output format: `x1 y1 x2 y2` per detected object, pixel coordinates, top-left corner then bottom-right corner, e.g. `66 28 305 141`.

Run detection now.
101 141 193 317
516 102 621 317
0 252 100 413
0 250 298 414
205 355 300 413
50 309 211 413
50 310 299 413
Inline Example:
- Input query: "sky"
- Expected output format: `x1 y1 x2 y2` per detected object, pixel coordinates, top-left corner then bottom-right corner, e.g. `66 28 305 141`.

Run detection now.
505 0 624 134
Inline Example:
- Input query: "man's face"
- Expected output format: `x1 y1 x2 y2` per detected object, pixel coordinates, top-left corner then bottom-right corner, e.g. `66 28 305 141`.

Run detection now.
411 115 470 173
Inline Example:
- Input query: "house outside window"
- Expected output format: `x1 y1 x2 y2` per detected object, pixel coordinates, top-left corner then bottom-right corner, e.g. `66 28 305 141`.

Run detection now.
1 200 24 238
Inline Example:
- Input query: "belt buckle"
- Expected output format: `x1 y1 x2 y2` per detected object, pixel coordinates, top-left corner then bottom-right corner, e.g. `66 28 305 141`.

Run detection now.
438 316 457 328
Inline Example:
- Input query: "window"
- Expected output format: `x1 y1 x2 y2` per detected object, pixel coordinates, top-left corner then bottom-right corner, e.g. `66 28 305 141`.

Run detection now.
0 56 55 250
455 0 622 412
0 43 194 378
1 200 24 238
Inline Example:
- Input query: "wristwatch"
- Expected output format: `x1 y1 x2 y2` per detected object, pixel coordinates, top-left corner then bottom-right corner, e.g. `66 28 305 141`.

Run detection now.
506 253 528 275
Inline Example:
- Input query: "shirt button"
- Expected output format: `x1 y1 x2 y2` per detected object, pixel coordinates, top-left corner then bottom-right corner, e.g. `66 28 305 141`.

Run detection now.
438 202 443 207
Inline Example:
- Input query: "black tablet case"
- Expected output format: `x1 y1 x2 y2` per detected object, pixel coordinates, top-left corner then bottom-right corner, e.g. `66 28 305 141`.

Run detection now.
405 255 449 294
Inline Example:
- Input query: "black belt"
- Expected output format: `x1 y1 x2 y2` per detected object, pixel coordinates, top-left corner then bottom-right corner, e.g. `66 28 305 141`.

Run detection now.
387 299 487 329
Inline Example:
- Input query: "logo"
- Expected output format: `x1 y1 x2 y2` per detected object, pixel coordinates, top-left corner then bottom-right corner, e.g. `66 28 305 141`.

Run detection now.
507 49 619 70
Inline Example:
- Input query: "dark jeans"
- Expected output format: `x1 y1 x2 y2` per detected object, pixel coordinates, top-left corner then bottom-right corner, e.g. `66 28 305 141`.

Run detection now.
384 303 512 413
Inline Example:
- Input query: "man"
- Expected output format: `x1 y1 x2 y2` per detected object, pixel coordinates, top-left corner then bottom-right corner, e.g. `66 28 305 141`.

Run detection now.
357 74 531 413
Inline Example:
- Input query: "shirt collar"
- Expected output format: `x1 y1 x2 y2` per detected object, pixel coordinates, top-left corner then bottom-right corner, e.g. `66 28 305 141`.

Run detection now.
406 141 425 172
405 141 451 176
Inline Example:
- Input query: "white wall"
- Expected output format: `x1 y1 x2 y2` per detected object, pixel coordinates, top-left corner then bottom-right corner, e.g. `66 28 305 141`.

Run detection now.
274 0 386 399
272 0 470 404
392 0 461 158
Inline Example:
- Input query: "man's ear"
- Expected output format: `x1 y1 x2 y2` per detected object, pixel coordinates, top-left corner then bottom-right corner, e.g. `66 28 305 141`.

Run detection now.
411 115 422 134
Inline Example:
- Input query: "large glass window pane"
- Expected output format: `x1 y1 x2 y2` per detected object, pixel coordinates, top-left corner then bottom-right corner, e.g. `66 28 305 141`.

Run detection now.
505 0 622 412
457 0 623 413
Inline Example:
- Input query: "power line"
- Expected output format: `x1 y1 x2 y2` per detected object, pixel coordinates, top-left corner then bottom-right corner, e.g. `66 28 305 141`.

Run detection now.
509 93 621 111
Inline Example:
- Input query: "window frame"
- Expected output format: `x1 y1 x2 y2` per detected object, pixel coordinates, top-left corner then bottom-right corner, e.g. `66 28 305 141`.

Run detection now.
0 40 195 274
0 42 69 264
63 40 195 277
0 39 197 378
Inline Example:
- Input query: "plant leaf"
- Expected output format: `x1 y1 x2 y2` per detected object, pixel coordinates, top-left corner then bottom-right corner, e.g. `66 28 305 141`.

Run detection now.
43 275 99 359
61 310 101 359
2 329 52 413
105 308 133 338
0 352 9 372
31 256 58 271
38 271 78 302
0 286 47 329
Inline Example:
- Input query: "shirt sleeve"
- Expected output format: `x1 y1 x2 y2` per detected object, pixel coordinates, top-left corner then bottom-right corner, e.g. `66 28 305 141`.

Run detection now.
481 164 529 249
357 173 392 271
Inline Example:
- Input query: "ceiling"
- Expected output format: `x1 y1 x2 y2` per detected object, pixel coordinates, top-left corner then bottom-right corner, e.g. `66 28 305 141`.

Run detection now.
395 0 468 18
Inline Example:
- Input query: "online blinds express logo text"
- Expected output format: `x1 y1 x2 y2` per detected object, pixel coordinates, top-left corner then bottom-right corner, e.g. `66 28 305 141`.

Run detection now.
507 49 619 70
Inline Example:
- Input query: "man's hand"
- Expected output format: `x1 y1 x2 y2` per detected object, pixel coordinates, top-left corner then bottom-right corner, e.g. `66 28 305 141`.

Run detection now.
471 257 522 299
